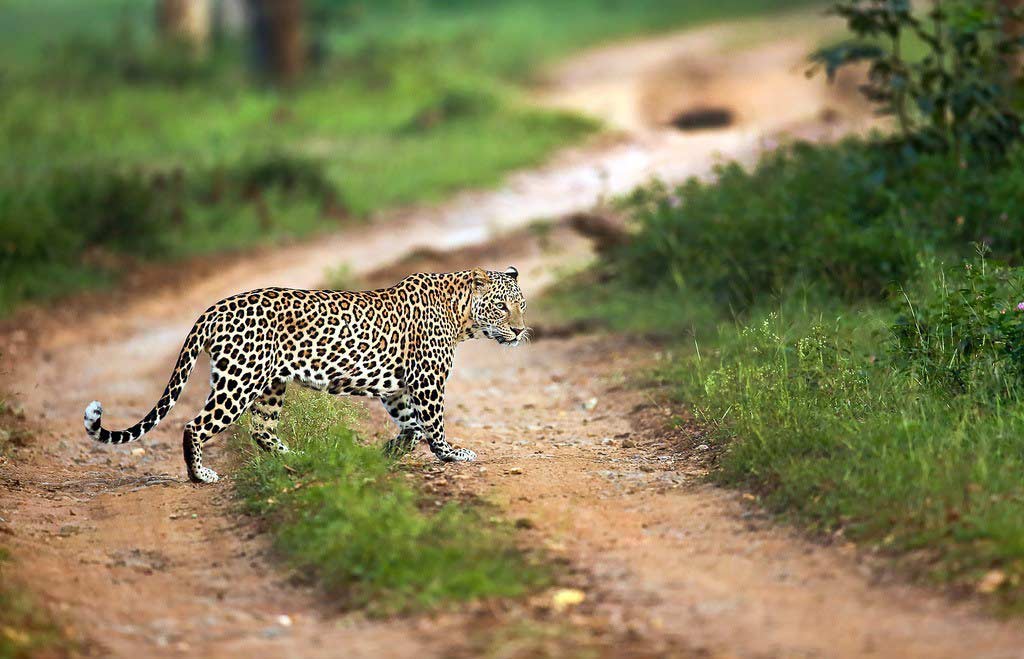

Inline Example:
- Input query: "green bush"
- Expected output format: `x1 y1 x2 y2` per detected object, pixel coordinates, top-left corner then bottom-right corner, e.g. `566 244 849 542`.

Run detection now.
892 255 1024 398
608 140 1024 309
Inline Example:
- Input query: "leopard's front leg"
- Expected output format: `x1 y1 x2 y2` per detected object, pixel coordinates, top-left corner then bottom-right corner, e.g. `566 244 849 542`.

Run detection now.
408 373 476 463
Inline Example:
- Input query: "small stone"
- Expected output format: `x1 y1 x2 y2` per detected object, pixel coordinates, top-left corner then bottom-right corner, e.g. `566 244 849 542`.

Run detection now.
514 517 536 529
978 569 1007 594
276 614 293 627
696 444 710 451
621 439 637 448
551 588 586 611
582 397 598 411
131 448 146 457
508 467 523 475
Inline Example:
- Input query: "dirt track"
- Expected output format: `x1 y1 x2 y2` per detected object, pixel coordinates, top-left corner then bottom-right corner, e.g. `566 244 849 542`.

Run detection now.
4 10 1024 658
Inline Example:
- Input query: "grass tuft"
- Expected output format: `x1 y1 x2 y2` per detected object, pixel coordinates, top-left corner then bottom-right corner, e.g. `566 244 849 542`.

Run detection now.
234 391 547 614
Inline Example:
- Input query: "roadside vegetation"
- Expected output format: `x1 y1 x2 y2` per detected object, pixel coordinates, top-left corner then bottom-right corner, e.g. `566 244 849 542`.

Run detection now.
548 0 1024 607
0 0 821 316
233 391 547 614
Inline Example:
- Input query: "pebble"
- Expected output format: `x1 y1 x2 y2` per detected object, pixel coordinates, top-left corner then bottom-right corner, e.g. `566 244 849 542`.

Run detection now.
621 438 637 448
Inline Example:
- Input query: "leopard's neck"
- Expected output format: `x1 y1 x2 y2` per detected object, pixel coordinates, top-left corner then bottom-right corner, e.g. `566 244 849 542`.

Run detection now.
451 271 478 343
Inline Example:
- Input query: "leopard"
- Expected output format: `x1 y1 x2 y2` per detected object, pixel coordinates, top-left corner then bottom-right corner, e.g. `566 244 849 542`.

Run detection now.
83 266 528 483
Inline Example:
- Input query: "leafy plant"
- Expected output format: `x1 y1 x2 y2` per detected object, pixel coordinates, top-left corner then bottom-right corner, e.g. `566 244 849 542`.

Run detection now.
812 0 1024 160
892 252 1024 396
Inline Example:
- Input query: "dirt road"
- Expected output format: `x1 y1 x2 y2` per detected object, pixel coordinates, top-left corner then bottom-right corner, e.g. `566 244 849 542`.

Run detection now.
4 10 1022 658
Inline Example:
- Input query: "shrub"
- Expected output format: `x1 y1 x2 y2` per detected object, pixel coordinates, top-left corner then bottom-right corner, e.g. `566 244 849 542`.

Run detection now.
812 0 1024 161
892 254 1024 398
608 139 1024 309
611 141 921 306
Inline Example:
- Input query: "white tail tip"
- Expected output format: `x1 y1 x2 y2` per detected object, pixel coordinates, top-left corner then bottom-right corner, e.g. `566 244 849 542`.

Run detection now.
84 401 103 434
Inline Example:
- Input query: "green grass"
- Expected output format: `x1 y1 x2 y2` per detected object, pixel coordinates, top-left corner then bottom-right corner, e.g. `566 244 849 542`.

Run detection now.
233 390 547 614
659 289 1024 607
545 134 1024 608
0 0 824 316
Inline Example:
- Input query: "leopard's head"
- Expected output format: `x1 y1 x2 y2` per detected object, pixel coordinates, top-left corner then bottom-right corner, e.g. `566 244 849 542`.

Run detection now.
470 266 529 346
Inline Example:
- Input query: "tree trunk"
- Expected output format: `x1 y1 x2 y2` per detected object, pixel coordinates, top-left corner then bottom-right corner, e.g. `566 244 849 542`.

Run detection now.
1001 0 1024 76
247 0 306 84
157 0 211 56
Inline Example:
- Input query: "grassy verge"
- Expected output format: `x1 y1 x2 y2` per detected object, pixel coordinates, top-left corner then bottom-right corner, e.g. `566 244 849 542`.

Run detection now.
233 391 547 614
544 135 1024 608
0 0 822 316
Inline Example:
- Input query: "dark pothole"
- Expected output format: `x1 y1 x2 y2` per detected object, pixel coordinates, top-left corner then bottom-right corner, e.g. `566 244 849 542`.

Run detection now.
669 106 735 131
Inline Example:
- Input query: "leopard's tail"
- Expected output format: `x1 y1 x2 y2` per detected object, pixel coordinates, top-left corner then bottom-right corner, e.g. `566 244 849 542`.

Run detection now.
84 314 210 445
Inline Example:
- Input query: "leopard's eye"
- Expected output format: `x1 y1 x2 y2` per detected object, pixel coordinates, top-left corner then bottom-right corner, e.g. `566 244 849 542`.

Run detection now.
496 302 508 312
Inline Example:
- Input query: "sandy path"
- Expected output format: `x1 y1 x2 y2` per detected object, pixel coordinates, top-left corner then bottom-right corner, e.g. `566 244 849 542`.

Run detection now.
5 8 1017 658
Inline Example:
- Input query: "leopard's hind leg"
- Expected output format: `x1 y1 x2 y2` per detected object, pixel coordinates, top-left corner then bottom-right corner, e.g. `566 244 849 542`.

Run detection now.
380 390 422 458
250 379 289 453
184 374 263 484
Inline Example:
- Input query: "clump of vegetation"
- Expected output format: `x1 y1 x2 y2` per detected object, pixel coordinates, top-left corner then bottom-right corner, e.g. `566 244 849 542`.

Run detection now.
0 152 345 314
234 391 547 614
892 252 1024 397
812 0 1024 160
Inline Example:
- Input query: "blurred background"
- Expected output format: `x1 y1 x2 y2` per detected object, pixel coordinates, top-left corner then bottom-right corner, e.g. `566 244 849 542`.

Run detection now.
0 0 827 316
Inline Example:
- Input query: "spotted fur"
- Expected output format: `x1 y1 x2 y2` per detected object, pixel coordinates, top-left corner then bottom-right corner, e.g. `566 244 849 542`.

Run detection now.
84 267 528 483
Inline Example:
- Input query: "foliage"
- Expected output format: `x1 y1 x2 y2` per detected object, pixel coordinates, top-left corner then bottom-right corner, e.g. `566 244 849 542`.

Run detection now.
892 253 1024 397
234 391 547 614
812 0 1024 160
604 138 1024 310
0 153 345 314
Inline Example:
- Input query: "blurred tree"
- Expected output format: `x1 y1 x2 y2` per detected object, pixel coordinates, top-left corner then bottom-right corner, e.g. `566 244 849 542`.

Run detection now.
1002 0 1024 75
247 0 306 84
157 0 211 56
213 0 248 41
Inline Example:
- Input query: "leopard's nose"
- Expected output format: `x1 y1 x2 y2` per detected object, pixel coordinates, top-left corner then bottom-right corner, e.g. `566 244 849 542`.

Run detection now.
511 327 526 337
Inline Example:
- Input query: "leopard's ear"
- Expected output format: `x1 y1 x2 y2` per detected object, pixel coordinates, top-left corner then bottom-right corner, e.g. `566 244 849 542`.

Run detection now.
504 266 518 280
471 267 492 291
